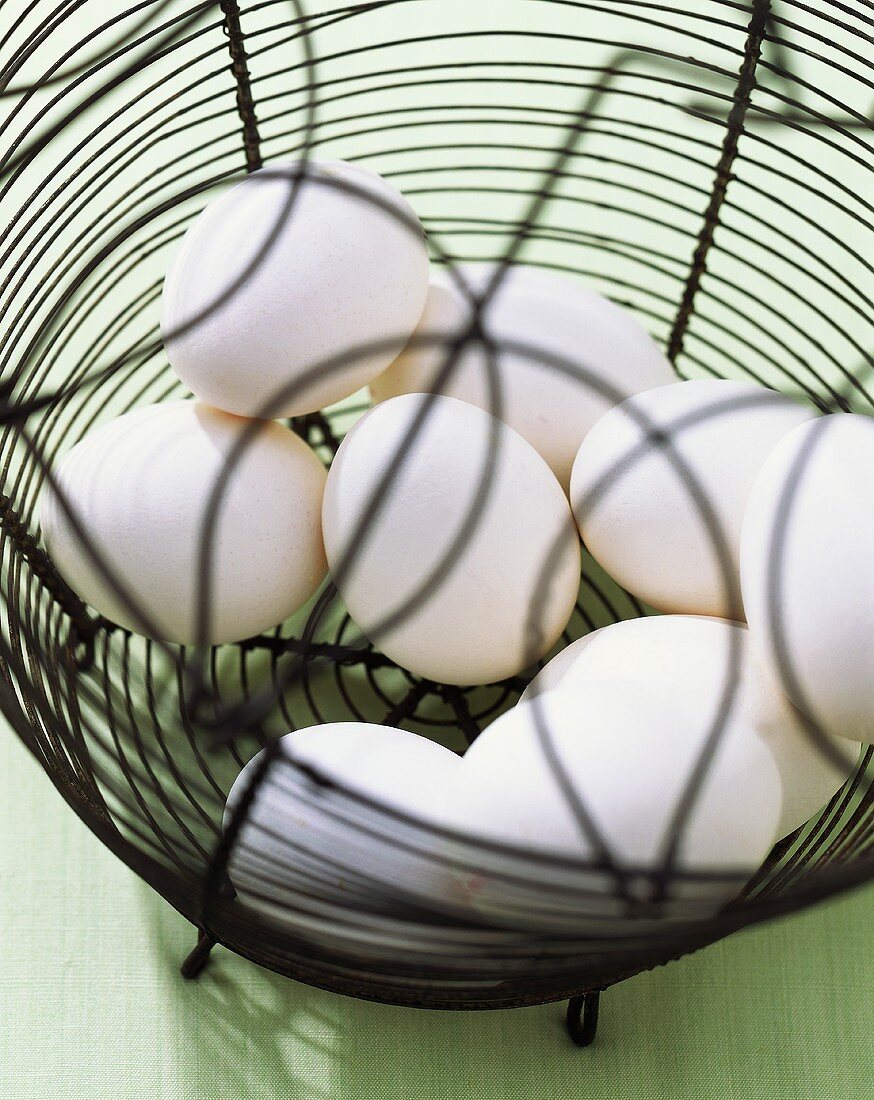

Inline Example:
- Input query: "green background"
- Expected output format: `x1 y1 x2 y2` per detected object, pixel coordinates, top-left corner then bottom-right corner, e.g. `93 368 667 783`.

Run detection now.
1 728 872 1099
1 2 872 1097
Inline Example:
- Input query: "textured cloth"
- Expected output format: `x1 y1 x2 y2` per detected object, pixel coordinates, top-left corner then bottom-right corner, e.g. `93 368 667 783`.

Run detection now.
1 727 871 1100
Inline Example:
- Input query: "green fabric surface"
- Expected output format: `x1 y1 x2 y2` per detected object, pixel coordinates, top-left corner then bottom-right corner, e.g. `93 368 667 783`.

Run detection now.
1 726 871 1100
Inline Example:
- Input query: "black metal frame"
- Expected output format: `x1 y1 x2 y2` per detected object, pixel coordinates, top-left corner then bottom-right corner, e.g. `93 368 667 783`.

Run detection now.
0 0 871 1049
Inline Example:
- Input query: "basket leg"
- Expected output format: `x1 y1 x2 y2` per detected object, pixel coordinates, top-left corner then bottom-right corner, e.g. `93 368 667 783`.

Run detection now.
565 991 601 1048
180 929 217 980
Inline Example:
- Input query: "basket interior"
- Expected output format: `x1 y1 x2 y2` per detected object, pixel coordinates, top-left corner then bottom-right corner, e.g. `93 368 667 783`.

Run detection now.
0 0 872 1007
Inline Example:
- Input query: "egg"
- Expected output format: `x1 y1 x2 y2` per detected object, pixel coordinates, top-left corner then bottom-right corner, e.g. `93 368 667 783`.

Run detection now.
162 160 430 418
224 723 461 915
741 414 874 745
521 616 860 838
369 264 677 490
446 680 782 929
322 393 582 685
39 401 328 644
570 379 816 617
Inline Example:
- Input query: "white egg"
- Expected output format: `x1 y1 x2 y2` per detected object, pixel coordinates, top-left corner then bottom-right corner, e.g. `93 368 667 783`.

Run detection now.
162 160 430 418
369 264 677 490
521 616 860 838
39 401 328 644
741 414 874 745
322 394 582 685
446 681 782 928
570 379 816 617
224 723 461 914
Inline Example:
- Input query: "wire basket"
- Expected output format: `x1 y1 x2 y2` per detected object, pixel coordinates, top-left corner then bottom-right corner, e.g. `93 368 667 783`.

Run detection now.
1 0 871 1046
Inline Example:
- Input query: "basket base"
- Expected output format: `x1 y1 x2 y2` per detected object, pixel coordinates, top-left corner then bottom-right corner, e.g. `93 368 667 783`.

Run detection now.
180 930 217 980
566 992 601 1048
179 926 603 1048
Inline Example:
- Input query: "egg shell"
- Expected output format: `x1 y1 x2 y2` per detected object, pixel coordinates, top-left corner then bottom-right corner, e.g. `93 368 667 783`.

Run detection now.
39 401 328 644
322 393 582 685
741 414 874 744
369 264 677 490
224 723 461 915
162 160 430 417
570 379 816 618
445 680 782 928
521 615 860 837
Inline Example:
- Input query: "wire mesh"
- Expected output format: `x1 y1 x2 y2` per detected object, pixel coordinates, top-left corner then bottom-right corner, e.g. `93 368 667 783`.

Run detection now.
0 0 871 1013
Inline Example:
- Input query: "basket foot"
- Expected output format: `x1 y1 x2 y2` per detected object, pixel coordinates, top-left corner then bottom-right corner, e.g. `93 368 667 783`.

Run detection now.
180 930 216 980
565 992 600 1048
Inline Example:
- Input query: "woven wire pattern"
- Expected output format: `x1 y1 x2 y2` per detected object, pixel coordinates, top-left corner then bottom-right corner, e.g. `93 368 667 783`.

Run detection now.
0 0 872 1009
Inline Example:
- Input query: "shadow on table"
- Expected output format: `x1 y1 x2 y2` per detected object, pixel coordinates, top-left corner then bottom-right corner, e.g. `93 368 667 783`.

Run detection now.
137 880 615 1099
136 878 872 1100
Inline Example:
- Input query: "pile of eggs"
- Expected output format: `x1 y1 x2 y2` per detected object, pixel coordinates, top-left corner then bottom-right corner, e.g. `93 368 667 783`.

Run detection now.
40 160 872 927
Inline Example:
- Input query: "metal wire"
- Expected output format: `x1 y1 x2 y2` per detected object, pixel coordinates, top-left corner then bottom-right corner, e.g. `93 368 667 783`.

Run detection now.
0 0 871 1017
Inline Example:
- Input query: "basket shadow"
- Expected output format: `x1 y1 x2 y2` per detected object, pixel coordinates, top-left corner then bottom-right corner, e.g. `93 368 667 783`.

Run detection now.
135 873 874 1100
133 879 677 1099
